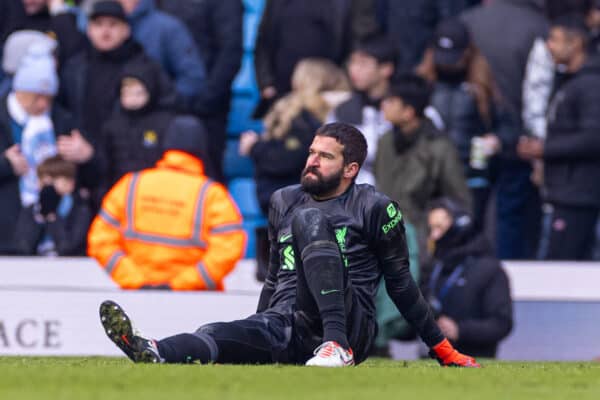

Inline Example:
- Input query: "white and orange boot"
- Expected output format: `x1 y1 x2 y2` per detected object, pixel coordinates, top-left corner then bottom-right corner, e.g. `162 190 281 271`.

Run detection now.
305 341 354 367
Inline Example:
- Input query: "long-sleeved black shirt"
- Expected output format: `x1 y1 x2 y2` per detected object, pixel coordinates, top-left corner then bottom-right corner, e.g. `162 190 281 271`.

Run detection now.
257 183 444 348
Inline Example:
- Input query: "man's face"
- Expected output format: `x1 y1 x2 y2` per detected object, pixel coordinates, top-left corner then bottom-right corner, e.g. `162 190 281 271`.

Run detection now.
301 136 345 197
381 96 412 125
587 9 600 31
547 27 580 66
22 0 47 15
428 208 453 243
87 16 130 52
118 0 141 14
15 91 52 116
347 51 388 92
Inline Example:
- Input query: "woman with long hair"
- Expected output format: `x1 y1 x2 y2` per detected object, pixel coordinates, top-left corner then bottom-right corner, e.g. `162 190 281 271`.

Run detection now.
416 18 503 233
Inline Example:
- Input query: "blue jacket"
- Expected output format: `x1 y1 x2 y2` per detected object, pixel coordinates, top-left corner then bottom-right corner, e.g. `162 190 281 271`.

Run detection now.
129 0 206 100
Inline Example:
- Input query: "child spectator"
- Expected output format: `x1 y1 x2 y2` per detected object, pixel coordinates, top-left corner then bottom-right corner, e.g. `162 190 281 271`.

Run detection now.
14 155 93 256
99 60 175 190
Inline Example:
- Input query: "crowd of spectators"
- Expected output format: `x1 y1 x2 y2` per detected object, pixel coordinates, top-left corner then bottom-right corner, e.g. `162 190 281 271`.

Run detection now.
0 1 599 279
3 0 600 360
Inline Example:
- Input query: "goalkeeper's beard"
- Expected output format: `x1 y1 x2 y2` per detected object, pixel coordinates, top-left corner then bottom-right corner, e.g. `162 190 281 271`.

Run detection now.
300 166 343 197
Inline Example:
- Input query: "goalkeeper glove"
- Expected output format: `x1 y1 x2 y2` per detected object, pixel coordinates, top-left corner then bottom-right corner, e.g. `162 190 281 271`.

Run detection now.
430 338 481 368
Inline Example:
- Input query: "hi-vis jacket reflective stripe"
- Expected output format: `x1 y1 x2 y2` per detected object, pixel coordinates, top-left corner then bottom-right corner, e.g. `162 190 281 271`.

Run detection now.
87 150 246 290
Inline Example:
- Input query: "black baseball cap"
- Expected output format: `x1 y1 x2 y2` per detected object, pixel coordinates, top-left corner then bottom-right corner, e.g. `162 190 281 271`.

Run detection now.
89 1 127 22
433 18 471 66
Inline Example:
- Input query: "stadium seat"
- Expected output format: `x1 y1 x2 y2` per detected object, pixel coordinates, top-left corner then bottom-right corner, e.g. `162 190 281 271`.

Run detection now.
243 13 261 52
223 139 255 180
232 54 257 95
228 177 263 218
242 0 265 14
228 177 267 259
227 94 263 136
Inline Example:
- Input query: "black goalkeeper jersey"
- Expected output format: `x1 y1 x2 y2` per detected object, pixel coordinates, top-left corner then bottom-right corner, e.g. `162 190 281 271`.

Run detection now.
257 183 444 347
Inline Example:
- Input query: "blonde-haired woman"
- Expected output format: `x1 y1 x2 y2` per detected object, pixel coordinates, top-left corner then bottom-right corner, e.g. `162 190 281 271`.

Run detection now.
239 58 350 279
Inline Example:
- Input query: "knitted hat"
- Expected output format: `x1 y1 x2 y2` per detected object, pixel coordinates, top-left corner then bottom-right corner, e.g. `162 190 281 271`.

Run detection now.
2 30 57 75
12 43 58 96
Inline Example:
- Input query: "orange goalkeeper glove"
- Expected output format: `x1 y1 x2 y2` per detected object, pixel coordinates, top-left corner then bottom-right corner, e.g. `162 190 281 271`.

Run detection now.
430 338 481 368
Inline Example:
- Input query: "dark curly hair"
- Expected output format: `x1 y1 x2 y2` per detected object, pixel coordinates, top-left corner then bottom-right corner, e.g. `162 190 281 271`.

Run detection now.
315 123 368 168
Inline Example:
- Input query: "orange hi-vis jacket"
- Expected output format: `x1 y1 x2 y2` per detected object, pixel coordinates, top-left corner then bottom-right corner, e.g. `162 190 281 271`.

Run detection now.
87 150 246 290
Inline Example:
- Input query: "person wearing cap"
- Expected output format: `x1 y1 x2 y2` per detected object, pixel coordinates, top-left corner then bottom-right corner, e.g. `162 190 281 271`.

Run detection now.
58 1 176 160
116 0 205 104
87 116 245 290
374 74 470 261
518 14 600 260
1 30 57 98
372 0 481 73
423 197 512 358
462 0 548 260
417 18 504 234
0 43 77 254
329 36 396 186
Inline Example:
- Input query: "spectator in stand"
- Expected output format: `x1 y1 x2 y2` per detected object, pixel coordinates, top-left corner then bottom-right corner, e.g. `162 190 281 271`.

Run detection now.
1 0 85 65
461 0 549 259
374 74 471 260
329 36 395 185
254 0 372 115
423 197 512 358
368 0 481 73
417 18 503 233
238 58 351 281
156 0 243 181
88 116 245 290
117 0 205 105
518 15 600 260
1 30 57 98
99 60 176 191
14 155 92 256
58 1 176 163
0 44 76 254
586 1 600 53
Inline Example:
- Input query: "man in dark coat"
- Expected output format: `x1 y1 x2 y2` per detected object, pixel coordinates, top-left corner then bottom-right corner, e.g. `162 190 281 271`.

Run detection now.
424 198 513 358
156 0 243 182
1 0 85 65
519 15 600 260
58 1 175 145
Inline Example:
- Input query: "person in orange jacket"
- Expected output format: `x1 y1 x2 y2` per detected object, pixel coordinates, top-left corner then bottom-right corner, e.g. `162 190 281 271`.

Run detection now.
88 116 246 290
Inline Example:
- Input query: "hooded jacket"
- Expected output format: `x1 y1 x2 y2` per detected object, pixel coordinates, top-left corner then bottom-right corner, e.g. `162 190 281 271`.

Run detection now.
424 233 513 358
87 145 245 291
99 61 176 189
543 56 600 207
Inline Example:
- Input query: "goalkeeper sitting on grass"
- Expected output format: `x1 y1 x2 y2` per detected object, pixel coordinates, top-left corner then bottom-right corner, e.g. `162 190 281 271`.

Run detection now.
100 123 480 368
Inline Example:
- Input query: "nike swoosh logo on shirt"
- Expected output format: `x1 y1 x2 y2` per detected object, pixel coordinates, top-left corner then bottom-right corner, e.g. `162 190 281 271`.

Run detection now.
320 289 341 295
279 234 292 243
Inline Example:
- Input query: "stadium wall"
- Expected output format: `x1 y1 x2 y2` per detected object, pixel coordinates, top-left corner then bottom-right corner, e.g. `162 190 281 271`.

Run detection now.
0 258 598 361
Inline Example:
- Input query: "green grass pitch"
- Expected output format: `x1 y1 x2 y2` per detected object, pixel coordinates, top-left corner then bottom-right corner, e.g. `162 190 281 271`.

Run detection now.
1 357 599 400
